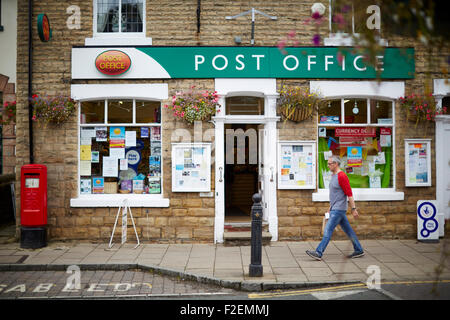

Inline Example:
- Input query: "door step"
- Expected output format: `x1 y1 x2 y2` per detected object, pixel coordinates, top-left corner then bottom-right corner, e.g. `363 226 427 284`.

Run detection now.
223 230 272 246
224 221 269 232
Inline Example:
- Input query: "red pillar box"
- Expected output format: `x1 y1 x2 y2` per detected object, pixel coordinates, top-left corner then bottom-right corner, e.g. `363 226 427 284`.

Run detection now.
20 164 47 248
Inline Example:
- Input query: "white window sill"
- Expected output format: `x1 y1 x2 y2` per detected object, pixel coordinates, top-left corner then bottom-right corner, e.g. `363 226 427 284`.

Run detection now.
70 194 170 207
312 188 404 202
324 33 388 47
85 36 152 46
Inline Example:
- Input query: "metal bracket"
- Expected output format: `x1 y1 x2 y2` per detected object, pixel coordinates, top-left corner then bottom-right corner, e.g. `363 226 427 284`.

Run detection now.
225 8 277 45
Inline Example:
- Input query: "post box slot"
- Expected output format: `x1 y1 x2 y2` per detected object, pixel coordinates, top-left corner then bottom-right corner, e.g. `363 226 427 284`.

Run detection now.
25 178 40 188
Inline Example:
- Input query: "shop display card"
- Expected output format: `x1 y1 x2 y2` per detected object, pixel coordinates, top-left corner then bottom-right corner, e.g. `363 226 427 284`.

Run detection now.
103 156 118 177
92 177 104 194
80 179 92 194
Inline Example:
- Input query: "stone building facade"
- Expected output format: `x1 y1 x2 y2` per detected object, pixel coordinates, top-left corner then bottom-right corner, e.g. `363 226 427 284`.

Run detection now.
15 0 450 243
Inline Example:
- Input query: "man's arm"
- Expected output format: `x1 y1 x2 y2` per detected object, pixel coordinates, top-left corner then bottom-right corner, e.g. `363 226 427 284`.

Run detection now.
348 196 359 218
337 172 358 218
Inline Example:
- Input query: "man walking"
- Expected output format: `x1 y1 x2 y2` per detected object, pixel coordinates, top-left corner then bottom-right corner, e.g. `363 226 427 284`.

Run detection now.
306 156 364 260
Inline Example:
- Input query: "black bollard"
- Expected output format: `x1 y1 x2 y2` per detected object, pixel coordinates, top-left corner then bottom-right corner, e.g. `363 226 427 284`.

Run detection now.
249 193 263 277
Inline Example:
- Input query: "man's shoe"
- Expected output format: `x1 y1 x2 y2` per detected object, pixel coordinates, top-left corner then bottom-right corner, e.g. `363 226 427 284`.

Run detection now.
306 250 322 261
347 251 365 259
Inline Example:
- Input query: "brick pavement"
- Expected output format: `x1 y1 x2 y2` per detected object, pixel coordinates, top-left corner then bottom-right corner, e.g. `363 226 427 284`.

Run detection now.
0 239 449 292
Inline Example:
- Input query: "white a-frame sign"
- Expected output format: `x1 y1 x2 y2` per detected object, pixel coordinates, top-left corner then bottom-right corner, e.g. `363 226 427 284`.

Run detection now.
109 199 140 249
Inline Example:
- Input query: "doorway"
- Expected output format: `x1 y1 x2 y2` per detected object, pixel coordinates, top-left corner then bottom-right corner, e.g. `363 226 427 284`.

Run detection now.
224 123 259 222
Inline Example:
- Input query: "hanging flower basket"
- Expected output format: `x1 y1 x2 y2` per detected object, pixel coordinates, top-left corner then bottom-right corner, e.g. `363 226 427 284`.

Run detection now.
0 101 16 125
398 93 446 127
277 85 323 122
31 94 76 125
164 86 221 124
280 105 314 122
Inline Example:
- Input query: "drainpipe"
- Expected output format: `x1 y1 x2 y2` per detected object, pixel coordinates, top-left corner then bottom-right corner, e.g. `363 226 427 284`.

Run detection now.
28 0 34 164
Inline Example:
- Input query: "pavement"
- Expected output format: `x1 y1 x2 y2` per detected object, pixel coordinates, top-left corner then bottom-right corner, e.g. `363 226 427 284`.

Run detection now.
1 238 449 292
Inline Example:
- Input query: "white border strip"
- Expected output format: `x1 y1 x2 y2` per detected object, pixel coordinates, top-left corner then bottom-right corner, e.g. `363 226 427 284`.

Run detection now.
71 84 168 101
310 81 404 100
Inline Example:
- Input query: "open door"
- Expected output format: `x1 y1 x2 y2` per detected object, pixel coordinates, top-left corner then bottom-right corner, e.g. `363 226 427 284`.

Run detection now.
224 124 259 222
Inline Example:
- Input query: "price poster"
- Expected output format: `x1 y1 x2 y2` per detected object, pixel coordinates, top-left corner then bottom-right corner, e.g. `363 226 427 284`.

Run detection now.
278 141 316 189
172 143 211 192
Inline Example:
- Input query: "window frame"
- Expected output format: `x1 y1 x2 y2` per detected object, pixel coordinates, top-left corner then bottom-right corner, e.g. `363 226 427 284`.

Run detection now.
78 98 163 198
93 0 146 39
325 0 388 46
314 96 403 201
70 83 169 207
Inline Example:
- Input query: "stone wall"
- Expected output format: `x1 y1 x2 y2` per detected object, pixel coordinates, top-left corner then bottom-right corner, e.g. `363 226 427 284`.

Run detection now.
15 0 449 242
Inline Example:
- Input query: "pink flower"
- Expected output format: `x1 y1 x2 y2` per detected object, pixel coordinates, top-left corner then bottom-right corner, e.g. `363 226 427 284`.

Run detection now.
311 11 321 20
337 52 344 66
277 39 287 50
312 34 321 45
32 115 36 121
287 30 296 38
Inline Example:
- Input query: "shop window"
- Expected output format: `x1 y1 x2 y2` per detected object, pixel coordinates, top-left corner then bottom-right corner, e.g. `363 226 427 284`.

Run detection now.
79 99 161 195
80 100 105 123
318 98 394 189
108 100 133 123
95 0 144 34
344 99 367 124
225 96 264 115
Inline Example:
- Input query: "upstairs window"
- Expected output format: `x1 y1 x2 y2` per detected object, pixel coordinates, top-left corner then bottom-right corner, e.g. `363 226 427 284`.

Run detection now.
96 0 144 34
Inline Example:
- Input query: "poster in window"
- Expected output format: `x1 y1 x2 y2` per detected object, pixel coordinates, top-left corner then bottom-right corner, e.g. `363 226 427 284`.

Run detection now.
172 143 211 192
405 139 431 187
277 141 316 189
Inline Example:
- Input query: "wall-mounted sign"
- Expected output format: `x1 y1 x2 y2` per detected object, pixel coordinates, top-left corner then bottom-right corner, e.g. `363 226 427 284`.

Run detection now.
72 46 415 79
37 14 52 42
95 50 132 76
405 139 432 187
335 127 377 137
277 141 316 190
417 200 439 241
172 143 211 192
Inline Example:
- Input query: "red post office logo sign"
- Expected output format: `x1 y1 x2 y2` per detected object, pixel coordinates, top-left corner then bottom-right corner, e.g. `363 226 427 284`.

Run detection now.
95 50 131 76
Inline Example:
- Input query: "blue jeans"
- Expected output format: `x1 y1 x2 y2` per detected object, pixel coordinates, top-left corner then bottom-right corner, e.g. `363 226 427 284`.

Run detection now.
316 210 363 257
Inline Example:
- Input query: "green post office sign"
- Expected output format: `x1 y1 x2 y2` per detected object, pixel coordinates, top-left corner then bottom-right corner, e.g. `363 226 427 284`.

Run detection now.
137 46 414 79
72 46 415 79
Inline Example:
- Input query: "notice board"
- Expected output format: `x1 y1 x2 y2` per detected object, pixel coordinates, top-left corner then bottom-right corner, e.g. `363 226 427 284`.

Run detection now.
277 141 316 189
172 143 211 192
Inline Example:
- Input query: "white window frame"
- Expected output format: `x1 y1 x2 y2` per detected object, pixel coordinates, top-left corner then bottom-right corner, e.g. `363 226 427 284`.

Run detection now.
311 80 404 202
70 84 169 207
86 0 152 46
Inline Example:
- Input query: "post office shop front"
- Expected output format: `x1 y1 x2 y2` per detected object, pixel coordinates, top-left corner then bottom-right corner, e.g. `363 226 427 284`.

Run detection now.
65 44 443 244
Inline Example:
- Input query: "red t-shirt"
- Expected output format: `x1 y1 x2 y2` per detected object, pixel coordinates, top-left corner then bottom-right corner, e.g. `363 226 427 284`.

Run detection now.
337 171 353 197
